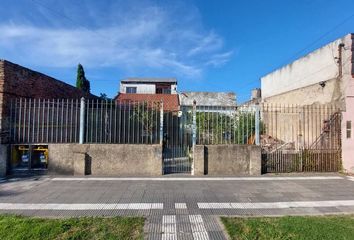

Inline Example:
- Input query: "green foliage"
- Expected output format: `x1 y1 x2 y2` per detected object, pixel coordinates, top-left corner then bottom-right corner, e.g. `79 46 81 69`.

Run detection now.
131 102 159 141
196 111 264 144
76 63 90 93
221 215 354 240
0 215 144 240
100 93 109 100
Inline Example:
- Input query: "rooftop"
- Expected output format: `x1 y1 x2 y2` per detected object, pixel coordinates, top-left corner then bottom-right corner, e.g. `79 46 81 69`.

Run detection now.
115 93 179 111
121 78 177 84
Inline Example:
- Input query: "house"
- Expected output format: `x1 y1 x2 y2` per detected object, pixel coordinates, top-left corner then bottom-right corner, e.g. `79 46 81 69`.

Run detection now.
119 78 177 94
115 78 179 111
260 33 354 174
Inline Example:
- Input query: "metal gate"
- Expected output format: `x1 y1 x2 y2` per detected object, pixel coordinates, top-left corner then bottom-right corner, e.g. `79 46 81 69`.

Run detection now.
162 106 193 174
261 104 342 173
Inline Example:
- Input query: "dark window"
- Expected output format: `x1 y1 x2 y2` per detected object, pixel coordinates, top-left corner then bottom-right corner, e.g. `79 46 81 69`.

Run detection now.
156 84 171 94
347 121 352 139
126 87 137 94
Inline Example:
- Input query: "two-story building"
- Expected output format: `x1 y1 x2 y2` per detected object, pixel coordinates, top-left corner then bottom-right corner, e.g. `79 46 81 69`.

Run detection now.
115 78 180 111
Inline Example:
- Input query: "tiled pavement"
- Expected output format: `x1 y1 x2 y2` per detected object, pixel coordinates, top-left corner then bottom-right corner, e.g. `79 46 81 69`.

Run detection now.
1 175 354 239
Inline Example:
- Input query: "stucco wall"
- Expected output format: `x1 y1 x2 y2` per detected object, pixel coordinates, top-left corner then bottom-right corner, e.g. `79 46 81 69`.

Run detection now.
120 83 177 94
342 75 354 173
260 34 354 174
120 83 156 94
262 78 343 107
261 34 352 100
194 144 261 175
48 144 162 176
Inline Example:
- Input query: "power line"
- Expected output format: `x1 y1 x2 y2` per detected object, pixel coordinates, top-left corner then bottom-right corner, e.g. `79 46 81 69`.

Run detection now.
239 12 354 92
276 12 354 71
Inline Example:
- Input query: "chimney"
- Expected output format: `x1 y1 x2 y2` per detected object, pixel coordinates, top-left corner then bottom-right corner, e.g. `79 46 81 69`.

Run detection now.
251 88 261 100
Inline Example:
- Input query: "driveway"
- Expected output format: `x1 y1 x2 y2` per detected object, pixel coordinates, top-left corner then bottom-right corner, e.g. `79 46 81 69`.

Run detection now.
1 174 354 239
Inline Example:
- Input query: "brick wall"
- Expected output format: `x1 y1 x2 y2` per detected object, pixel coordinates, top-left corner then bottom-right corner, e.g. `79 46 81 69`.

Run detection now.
0 59 96 143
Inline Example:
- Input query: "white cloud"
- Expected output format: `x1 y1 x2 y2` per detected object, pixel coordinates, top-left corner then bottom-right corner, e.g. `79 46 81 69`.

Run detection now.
0 1 232 78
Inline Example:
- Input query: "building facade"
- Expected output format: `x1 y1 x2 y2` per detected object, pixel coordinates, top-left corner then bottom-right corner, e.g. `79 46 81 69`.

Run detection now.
116 78 179 112
119 78 177 94
261 33 354 173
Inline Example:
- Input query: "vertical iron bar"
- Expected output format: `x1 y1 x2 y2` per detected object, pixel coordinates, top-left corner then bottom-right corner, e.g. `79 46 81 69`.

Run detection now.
79 97 85 144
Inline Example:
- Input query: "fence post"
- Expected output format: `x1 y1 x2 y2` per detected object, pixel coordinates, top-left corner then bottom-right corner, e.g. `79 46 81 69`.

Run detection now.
79 97 85 144
159 101 164 145
255 104 260 145
191 100 197 175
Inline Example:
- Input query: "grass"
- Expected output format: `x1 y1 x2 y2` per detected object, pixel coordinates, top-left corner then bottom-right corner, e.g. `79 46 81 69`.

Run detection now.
0 215 144 240
221 215 354 240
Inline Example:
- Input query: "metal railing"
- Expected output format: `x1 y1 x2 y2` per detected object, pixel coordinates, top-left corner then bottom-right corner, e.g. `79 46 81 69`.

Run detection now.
9 98 81 143
195 105 259 145
84 99 161 144
9 98 162 144
260 103 342 173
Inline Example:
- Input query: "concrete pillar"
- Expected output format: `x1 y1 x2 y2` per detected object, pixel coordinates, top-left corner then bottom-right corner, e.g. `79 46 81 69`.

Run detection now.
249 145 261 175
73 153 86 176
0 144 8 177
72 144 89 176
193 145 205 176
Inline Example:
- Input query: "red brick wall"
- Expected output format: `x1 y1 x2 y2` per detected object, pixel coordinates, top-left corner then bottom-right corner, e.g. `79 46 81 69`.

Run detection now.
0 59 96 143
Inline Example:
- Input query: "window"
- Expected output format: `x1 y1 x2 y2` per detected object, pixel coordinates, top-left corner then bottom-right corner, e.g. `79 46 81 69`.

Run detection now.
156 85 171 94
347 121 352 139
126 87 137 94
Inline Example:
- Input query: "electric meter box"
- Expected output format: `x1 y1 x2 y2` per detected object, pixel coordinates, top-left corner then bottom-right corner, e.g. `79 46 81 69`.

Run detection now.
11 145 48 171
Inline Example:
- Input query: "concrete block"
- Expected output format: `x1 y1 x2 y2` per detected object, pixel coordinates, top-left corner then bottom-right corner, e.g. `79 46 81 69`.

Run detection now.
249 145 262 175
198 144 262 176
193 145 205 176
73 153 86 176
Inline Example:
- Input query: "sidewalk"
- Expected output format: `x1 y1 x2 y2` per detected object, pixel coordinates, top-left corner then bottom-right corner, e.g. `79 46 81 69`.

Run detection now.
1 174 354 239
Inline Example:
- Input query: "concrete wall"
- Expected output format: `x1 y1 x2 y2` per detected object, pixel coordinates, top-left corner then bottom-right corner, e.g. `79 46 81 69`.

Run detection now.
342 77 354 173
260 34 354 174
120 83 156 94
194 145 261 176
262 78 342 107
48 144 162 176
261 34 351 101
120 83 178 94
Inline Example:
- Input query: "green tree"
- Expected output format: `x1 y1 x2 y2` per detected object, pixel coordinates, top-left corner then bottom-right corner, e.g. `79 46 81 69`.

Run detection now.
76 63 90 93
100 93 108 100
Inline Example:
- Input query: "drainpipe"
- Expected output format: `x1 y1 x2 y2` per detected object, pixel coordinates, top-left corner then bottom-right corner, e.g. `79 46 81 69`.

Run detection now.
338 43 345 78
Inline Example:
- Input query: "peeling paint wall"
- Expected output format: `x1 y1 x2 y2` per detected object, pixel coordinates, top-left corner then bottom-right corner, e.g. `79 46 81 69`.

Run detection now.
260 33 354 174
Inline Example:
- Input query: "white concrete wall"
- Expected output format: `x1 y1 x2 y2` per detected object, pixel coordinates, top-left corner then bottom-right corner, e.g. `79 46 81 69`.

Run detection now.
120 83 177 94
120 83 156 94
171 84 177 94
261 35 350 99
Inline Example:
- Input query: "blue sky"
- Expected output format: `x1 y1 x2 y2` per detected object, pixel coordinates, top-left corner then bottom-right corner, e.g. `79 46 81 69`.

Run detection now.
1 0 354 102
